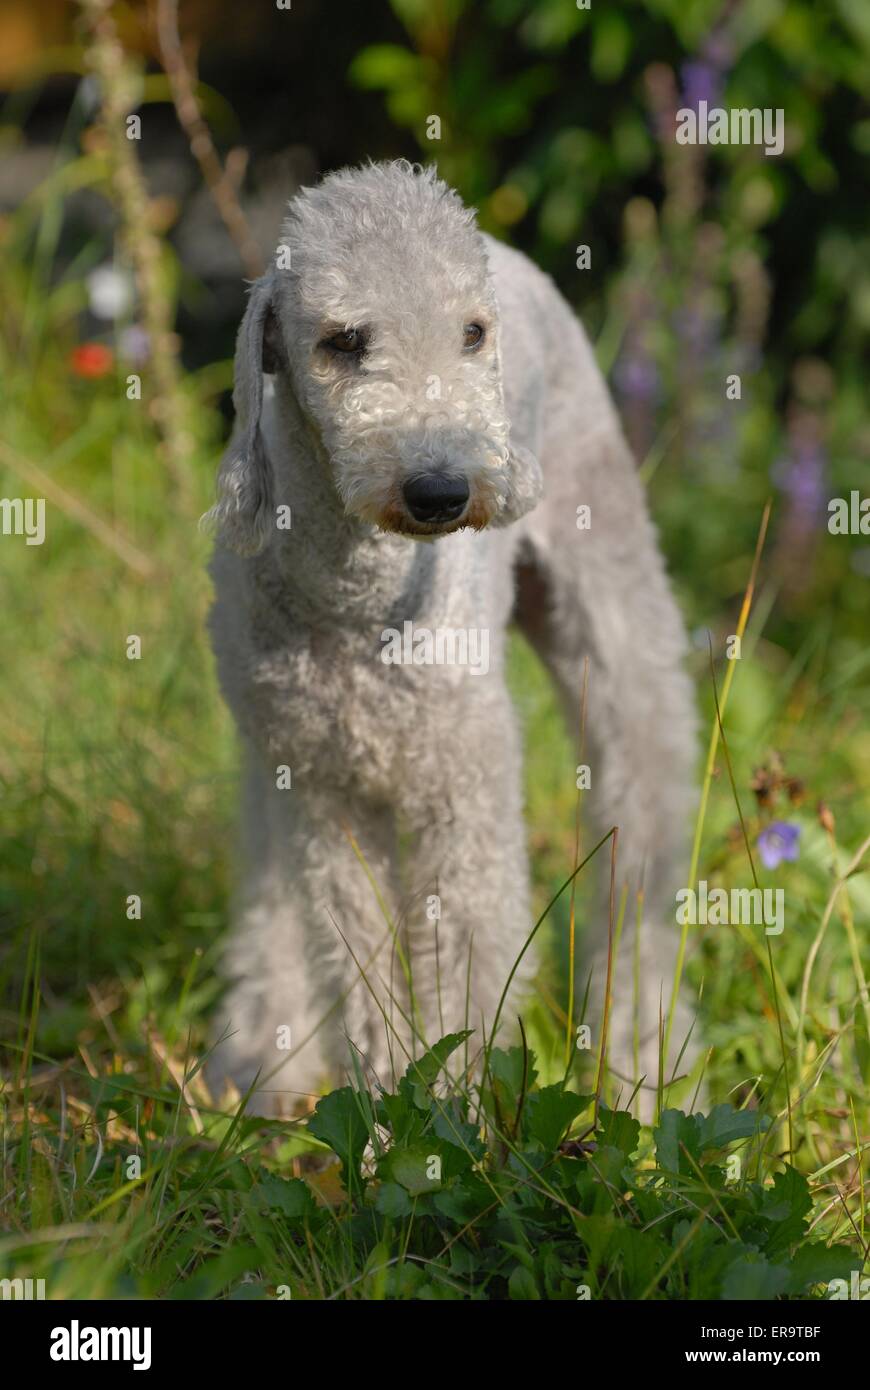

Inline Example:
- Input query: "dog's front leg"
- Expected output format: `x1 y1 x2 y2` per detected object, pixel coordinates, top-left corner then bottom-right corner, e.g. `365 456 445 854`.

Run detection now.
398 691 534 1071
211 753 406 1110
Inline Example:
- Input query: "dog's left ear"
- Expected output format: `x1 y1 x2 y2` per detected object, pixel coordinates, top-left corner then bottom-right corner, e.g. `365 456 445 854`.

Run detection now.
487 321 544 526
492 440 544 525
202 272 286 556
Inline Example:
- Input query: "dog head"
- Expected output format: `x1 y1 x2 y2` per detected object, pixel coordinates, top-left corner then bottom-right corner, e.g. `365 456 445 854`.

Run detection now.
207 161 542 554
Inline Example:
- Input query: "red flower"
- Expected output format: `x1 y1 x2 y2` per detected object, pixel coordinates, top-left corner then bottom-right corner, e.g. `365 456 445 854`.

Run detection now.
70 343 114 378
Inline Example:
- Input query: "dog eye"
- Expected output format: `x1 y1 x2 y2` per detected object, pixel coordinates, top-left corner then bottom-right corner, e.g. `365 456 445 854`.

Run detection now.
324 328 365 354
463 322 485 351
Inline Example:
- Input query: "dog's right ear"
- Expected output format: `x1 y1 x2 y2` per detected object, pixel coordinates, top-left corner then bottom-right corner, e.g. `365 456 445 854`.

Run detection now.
202 272 285 556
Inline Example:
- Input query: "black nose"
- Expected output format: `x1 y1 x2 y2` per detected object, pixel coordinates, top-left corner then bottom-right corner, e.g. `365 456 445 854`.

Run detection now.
402 473 470 524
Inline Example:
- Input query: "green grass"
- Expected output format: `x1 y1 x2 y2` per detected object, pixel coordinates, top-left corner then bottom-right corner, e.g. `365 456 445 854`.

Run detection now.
1 222 869 1299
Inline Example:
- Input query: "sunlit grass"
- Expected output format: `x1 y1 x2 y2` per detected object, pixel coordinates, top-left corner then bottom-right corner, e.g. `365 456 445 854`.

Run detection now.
1 216 868 1296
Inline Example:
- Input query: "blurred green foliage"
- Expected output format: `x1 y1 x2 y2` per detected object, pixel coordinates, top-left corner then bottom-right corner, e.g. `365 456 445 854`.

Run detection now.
349 0 869 670
351 0 869 352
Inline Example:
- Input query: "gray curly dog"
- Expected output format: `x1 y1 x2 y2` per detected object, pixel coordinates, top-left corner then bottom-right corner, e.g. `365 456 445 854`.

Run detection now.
205 160 697 1116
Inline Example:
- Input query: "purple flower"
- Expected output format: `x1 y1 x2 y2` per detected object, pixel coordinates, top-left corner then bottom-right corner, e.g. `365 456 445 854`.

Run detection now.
680 60 723 112
702 32 734 76
614 353 660 403
772 442 827 526
757 821 801 871
673 306 708 354
119 324 151 366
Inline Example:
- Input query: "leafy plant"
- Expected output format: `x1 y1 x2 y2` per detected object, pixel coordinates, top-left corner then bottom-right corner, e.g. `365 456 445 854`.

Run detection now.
264 1035 860 1300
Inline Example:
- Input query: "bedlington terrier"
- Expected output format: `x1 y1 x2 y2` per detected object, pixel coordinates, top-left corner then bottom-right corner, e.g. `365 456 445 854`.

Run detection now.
205 160 697 1116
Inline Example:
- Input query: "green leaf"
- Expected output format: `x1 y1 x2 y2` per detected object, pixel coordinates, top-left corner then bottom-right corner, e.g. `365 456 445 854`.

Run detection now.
376 1089 427 1145
432 1174 493 1224
760 1165 813 1257
761 1164 812 1222
654 1109 703 1174
576 1146 632 1215
596 1106 640 1161
655 1105 769 1175
178 1246 267 1300
488 1045 529 1095
697 1103 770 1151
307 1087 372 1197
348 44 424 91
525 1085 591 1151
576 1213 619 1289
385 1261 427 1299
540 1242 573 1300
671 1224 752 1300
381 1144 444 1195
374 1181 414 1218
401 1032 473 1110
721 1255 791 1301
590 11 631 83
430 1098 486 1160
785 1241 857 1295
508 1264 540 1300
609 1224 668 1298
361 1241 393 1299
257 1175 316 1222
484 1044 538 1123
500 1240 535 1271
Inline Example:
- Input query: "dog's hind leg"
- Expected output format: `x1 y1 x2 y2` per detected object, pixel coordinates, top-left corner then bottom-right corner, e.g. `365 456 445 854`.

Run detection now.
514 411 698 1114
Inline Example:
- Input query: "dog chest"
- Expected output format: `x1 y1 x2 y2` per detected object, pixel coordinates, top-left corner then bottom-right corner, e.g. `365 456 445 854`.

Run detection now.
244 627 500 797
